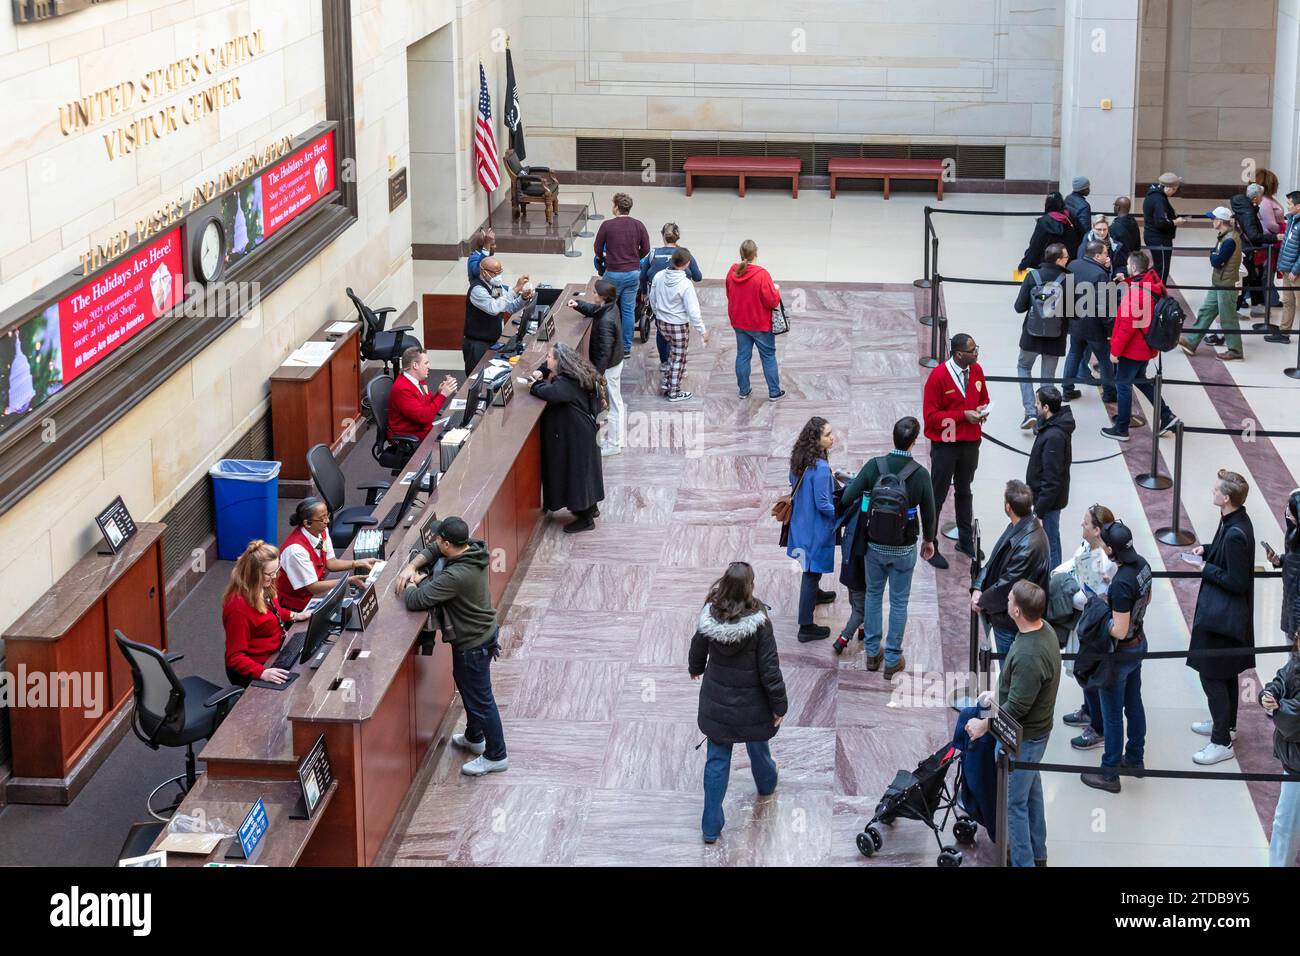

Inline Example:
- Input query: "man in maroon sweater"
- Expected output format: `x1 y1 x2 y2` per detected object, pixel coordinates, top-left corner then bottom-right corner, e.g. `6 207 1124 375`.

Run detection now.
593 192 651 356
389 346 458 442
922 333 989 569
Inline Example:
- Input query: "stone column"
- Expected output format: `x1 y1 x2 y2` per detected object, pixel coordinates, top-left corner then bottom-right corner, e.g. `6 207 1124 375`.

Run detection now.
1272 0 1300 189
1058 0 1143 211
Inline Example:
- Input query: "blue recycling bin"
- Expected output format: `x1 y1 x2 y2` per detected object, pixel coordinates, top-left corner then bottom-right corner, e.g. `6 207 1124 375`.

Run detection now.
210 459 282 561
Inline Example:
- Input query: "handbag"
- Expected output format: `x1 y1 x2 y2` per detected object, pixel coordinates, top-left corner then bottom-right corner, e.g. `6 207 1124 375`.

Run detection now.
770 298 790 335
772 468 806 547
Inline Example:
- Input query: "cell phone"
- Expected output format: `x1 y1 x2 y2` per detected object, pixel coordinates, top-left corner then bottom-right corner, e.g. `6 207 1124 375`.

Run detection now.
1264 542 1278 561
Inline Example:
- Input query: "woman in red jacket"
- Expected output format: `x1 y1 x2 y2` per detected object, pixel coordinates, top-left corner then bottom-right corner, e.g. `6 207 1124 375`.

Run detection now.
1102 250 1179 442
725 240 784 401
222 540 312 687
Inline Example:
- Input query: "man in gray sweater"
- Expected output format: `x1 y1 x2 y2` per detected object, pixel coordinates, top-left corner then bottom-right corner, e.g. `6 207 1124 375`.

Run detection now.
394 516 506 775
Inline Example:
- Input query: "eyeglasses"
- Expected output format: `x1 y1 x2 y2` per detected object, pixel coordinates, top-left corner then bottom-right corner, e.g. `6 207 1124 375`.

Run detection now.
956 345 980 355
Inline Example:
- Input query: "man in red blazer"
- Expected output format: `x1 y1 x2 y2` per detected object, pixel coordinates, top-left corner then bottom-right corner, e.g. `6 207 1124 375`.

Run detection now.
923 332 989 569
389 346 458 442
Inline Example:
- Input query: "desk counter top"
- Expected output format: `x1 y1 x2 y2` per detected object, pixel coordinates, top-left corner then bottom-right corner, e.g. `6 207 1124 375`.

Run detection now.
200 281 593 765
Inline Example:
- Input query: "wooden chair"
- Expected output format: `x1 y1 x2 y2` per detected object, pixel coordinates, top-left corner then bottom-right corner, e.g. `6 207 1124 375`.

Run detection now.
504 149 559 224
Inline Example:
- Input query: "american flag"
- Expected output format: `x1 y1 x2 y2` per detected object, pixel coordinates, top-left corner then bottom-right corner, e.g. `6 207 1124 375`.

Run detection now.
474 63 500 193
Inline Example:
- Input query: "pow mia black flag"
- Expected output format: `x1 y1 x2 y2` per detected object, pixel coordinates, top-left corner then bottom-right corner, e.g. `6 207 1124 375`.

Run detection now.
504 47 526 161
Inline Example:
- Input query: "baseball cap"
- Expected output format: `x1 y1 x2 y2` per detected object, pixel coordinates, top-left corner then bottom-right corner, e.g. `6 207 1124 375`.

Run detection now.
429 516 470 545
1211 206 1233 222
1101 521 1138 562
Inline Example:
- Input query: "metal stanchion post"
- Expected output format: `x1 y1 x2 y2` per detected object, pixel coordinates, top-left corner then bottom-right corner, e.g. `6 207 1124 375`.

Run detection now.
1254 244 1277 332
1155 420 1196 545
1135 357 1171 489
1287 332 1300 379
919 276 941 368
562 232 582 258
915 206 933 289
994 749 1009 868
586 191 604 221
920 237 939 326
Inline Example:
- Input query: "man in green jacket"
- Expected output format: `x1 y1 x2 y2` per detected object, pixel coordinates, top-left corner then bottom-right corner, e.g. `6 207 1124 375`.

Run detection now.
393 516 506 776
834 416 937 676
965 580 1061 866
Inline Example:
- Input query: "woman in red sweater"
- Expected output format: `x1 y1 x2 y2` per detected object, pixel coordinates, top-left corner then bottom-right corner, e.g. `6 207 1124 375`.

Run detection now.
725 240 784 401
223 540 311 687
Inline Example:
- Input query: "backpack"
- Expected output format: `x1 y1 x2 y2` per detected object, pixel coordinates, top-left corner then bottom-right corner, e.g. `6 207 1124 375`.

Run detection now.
1026 269 1066 338
864 459 920 546
1143 293 1184 352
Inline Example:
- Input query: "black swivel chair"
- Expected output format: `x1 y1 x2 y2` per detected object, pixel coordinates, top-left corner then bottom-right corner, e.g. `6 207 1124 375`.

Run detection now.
306 442 388 551
114 631 243 821
366 375 420 475
346 287 420 377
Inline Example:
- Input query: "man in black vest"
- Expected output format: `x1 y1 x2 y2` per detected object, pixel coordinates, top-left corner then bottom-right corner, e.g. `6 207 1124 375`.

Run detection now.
463 256 533 376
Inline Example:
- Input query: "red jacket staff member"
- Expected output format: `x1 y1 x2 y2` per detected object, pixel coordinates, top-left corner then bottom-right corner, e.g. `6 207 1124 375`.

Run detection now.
223 540 312 687
922 332 989 570
388 346 459 442
275 498 375 612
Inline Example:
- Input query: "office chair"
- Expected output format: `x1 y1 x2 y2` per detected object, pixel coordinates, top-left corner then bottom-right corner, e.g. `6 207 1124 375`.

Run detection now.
365 375 420 475
306 442 388 551
346 287 420 377
114 631 243 822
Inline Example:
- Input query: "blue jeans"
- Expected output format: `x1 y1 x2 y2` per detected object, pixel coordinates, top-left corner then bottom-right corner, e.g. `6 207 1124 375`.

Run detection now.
993 625 1017 658
863 546 917 666
702 738 778 840
656 326 670 364
1083 685 1104 735
1062 335 1110 390
735 329 781 397
1113 357 1173 436
1098 639 1146 779
999 733 1050 867
1271 780 1300 867
1017 349 1059 417
798 571 822 626
451 636 506 761
606 270 640 352
1039 509 1061 570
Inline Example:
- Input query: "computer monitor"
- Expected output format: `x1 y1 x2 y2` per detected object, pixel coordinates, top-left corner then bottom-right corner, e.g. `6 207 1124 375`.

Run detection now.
459 372 484 428
302 575 348 664
383 452 431 532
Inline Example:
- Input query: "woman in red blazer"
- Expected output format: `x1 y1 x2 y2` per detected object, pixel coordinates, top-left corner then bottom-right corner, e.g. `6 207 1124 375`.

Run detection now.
725 240 784 401
222 540 311 687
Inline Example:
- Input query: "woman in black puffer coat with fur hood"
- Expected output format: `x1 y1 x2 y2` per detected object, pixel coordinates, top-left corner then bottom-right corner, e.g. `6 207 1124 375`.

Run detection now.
689 561 788 844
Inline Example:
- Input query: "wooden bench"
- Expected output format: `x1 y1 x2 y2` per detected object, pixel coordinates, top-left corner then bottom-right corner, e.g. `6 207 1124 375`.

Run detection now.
683 155 801 198
828 158 945 200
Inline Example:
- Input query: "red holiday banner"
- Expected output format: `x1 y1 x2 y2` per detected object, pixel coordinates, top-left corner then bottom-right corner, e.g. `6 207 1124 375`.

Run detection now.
262 128 336 238
58 228 183 384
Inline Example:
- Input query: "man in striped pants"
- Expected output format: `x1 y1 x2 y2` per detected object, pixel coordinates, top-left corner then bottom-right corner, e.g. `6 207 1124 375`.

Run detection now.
649 248 710 402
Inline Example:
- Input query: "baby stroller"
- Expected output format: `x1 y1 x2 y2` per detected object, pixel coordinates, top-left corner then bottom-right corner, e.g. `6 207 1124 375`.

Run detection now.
855 742 979 867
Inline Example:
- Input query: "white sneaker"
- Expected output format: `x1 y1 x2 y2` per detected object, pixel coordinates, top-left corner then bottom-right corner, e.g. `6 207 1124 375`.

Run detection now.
600 444 623 457
1192 742 1235 766
1190 720 1237 739
451 733 485 755
461 754 509 776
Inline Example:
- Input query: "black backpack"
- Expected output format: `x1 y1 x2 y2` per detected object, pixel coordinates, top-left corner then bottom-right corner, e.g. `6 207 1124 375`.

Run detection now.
1143 293 1184 352
865 459 920 546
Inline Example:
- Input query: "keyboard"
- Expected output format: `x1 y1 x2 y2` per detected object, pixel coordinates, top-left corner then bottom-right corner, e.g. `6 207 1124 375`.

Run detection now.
270 631 306 671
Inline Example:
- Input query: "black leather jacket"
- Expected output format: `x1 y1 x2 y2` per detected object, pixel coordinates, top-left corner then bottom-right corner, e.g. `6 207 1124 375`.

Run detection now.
974 515 1051 630
1230 193 1275 249
574 299 623 374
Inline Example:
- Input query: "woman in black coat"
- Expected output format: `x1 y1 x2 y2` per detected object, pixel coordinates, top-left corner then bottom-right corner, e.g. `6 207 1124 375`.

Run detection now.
1017 192 1079 272
529 342 605 533
1188 470 1256 763
688 561 788 843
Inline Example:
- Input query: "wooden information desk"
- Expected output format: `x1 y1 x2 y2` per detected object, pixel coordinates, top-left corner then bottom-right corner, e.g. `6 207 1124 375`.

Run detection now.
181 282 594 866
271 319 362 483
3 523 168 804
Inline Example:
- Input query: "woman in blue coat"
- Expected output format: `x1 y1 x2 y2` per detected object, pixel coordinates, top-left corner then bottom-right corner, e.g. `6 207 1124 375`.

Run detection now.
786 416 838 642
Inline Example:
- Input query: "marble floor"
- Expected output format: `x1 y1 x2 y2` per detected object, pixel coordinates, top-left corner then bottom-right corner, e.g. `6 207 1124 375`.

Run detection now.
387 283 988 867
392 183 1291 867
